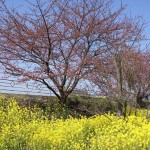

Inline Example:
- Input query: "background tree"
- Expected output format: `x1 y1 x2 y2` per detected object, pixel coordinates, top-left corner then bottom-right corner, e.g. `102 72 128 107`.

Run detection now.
90 15 146 117
0 0 127 105
122 49 150 108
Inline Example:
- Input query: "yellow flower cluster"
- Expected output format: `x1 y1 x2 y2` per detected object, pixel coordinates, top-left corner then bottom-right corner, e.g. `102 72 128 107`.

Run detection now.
0 95 150 150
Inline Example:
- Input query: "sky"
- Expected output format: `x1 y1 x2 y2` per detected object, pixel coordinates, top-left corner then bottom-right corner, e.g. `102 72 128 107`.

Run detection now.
6 0 150 39
115 0 150 39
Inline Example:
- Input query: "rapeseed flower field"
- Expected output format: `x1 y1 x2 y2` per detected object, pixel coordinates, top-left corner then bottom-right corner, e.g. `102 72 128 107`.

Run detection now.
0 95 150 150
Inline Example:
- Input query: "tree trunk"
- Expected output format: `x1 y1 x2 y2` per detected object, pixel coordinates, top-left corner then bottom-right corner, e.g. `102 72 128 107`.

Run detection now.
58 90 69 107
59 96 67 107
114 54 125 116
136 89 144 108
123 100 127 118
114 54 123 98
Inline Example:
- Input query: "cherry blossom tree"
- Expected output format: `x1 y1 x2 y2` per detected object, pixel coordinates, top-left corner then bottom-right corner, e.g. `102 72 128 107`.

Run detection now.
0 0 141 106
90 15 147 116
122 49 150 108
91 49 149 117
